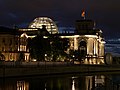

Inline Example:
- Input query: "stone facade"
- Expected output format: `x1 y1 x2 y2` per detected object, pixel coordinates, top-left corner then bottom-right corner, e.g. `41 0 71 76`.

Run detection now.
0 17 105 64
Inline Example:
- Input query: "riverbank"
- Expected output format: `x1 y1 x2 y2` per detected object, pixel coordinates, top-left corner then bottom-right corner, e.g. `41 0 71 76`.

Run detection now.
0 62 120 77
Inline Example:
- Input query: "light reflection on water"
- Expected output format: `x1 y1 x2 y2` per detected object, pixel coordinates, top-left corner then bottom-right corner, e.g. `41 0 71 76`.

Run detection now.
17 81 29 90
0 74 120 90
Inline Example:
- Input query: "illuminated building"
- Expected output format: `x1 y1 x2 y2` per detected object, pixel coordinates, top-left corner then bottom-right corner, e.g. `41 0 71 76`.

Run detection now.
0 17 105 64
17 17 59 61
18 25 49 61
0 27 32 61
0 17 58 61
0 27 19 61
28 17 59 34
60 19 105 64
17 81 29 90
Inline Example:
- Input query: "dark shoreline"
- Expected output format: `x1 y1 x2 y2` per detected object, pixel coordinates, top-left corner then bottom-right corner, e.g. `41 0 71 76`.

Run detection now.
1 63 120 78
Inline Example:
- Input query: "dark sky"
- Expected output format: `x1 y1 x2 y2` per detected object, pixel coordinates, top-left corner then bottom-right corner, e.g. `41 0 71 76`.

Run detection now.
0 0 120 39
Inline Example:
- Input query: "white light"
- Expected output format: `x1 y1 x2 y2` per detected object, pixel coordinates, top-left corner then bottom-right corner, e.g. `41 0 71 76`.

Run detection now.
32 59 37 62
45 54 47 56
19 28 38 31
28 17 59 34
72 80 75 90
73 55 75 58
60 35 80 38
27 35 36 38
21 33 28 38
43 36 48 38
101 41 106 44
84 35 98 38
98 62 100 64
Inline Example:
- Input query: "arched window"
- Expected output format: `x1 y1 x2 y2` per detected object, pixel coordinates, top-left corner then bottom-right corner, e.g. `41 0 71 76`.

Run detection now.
79 41 87 58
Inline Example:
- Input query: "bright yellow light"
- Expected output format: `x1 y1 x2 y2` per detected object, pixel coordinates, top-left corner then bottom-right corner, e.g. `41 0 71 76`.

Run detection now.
101 41 106 44
21 33 28 38
32 59 37 62
84 35 98 38
60 35 80 38
19 28 38 31
27 35 36 38
97 62 100 64
43 36 48 38
74 37 78 50
101 60 104 63
29 17 59 34
72 80 75 90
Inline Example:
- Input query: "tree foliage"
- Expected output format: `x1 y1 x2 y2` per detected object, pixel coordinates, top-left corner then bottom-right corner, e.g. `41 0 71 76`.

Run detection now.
27 35 69 61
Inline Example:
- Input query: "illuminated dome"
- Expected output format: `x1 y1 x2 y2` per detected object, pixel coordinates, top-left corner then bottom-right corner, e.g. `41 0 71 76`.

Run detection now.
28 17 59 34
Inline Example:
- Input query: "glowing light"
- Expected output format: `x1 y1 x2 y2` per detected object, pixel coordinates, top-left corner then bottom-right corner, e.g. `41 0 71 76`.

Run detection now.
28 17 59 34
81 10 85 18
89 60 92 64
45 54 47 57
17 81 29 90
74 37 78 50
101 41 106 44
72 79 75 90
19 45 26 51
31 59 37 62
60 35 80 38
85 59 88 64
27 35 36 38
101 59 104 63
19 28 38 31
20 33 36 38
43 36 48 38
61 35 98 38
20 33 28 38
97 62 100 64
84 35 98 38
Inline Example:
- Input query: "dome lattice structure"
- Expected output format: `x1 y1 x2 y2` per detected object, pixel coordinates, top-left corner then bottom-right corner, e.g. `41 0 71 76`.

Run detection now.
28 17 59 34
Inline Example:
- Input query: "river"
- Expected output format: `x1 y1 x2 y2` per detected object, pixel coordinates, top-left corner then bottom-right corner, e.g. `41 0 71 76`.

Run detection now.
0 72 120 90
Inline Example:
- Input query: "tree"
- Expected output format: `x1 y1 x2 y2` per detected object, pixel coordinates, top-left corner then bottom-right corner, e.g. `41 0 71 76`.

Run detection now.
27 33 69 62
50 36 68 61
27 35 51 61
18 52 25 61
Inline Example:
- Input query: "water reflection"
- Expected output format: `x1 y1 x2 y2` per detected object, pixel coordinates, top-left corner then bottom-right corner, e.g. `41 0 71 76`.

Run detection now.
0 74 120 90
17 81 29 90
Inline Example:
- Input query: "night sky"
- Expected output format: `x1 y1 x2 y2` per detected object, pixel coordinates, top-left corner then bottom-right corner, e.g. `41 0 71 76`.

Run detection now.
0 0 120 39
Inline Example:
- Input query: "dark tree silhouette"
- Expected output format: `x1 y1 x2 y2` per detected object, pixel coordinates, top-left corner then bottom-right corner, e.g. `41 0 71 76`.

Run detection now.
18 52 25 61
27 25 51 61
30 35 51 61
50 36 68 61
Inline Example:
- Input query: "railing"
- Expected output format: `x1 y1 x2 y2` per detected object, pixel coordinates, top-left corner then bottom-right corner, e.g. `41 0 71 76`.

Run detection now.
0 61 74 67
0 61 120 68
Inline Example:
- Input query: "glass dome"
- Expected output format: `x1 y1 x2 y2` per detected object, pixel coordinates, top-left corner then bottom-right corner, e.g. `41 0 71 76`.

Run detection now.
28 17 59 34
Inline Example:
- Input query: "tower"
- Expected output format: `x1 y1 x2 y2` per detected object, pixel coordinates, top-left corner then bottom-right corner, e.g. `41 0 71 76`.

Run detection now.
73 15 105 64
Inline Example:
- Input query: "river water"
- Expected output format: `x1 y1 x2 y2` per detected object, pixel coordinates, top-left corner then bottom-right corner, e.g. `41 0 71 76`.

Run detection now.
0 73 120 90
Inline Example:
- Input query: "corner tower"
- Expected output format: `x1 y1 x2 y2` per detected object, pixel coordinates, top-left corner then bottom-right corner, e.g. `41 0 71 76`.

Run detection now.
73 18 105 64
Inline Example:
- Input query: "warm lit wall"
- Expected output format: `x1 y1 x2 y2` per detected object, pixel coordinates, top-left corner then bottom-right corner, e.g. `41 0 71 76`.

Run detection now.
2 52 19 61
18 33 28 52
87 38 94 55
0 34 18 61
0 34 18 52
63 34 105 64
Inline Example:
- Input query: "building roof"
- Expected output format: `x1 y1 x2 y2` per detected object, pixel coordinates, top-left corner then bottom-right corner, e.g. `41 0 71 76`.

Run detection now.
28 17 59 34
0 26 17 35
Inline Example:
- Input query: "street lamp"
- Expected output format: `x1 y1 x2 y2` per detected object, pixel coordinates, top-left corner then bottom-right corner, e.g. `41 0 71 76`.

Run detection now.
45 54 47 61
72 55 75 64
